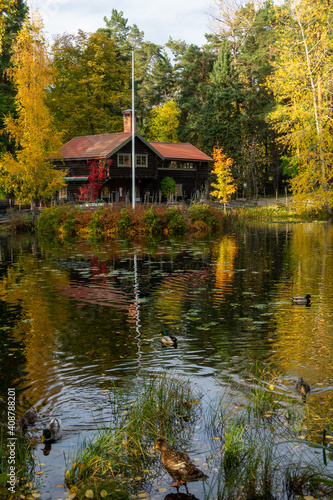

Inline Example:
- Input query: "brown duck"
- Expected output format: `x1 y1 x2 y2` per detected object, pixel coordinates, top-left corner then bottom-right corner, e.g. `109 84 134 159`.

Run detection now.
295 377 310 397
154 438 208 492
19 406 37 428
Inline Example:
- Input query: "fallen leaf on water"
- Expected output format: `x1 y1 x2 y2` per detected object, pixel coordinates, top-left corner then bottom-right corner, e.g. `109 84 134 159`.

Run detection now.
100 491 108 498
159 488 168 493
269 384 274 391
37 463 45 466
56 484 64 488
85 490 94 499
35 471 43 476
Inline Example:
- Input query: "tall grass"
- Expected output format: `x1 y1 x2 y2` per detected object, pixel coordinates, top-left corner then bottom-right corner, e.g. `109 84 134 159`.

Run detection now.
65 374 202 499
0 428 35 498
65 370 333 499
204 367 333 499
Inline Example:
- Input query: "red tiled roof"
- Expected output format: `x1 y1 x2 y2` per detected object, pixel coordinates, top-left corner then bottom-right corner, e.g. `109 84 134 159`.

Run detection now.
60 132 132 159
59 132 213 162
150 142 213 162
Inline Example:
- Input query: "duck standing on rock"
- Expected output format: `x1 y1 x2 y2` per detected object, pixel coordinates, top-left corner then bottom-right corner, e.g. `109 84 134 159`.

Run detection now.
160 330 178 347
295 377 310 397
41 418 62 443
291 294 311 305
154 438 208 493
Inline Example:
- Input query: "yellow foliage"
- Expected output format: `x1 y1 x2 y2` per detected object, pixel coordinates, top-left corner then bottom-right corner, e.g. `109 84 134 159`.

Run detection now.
210 146 237 208
0 10 66 207
268 0 333 212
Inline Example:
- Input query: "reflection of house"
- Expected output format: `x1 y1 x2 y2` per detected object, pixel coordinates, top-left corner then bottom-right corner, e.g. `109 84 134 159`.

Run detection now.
55 110 213 203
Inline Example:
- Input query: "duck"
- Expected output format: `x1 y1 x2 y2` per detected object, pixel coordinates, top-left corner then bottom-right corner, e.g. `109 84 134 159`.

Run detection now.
291 294 311 305
154 437 208 493
18 406 37 429
41 418 62 443
295 377 310 397
160 330 178 346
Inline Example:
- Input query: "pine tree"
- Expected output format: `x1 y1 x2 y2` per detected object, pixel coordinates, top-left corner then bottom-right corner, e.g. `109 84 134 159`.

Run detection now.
0 0 27 153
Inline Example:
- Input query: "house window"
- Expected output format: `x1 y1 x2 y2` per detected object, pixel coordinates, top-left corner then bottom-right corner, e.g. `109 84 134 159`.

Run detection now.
118 154 131 167
175 184 183 197
159 161 195 170
136 154 148 167
59 186 67 199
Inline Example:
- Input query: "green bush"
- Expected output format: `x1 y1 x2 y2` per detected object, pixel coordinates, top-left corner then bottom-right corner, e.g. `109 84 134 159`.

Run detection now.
160 176 176 200
144 206 162 235
118 209 132 236
188 203 220 229
165 207 186 234
87 208 104 237
37 205 71 235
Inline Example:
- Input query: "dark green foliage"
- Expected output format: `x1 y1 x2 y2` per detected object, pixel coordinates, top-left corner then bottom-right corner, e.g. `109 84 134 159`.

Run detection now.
37 205 73 235
87 208 104 237
118 208 132 236
165 207 186 234
160 176 176 200
144 206 162 235
0 0 28 154
188 203 220 230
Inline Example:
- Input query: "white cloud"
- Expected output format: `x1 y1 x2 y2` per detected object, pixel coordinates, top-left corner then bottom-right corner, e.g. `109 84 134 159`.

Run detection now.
33 0 211 46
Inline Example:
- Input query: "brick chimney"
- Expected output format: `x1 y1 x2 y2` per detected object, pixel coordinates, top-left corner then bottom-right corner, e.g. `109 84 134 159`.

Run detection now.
122 109 137 133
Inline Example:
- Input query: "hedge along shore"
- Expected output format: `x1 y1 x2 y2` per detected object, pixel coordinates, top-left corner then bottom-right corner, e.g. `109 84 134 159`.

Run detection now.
36 203 225 239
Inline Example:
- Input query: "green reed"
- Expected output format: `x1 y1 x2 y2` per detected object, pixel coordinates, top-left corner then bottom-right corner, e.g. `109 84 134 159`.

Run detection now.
65 373 202 499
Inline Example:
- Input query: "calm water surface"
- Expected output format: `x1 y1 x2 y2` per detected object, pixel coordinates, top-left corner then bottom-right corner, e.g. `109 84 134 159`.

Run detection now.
0 222 333 499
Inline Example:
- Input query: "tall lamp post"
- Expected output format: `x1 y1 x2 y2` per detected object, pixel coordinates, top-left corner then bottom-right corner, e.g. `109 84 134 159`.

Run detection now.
131 50 135 209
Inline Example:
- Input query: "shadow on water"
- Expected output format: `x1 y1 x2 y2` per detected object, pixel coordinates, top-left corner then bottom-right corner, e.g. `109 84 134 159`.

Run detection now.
0 223 333 498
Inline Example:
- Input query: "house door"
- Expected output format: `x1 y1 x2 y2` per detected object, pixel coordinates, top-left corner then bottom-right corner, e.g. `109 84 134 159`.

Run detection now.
117 181 127 202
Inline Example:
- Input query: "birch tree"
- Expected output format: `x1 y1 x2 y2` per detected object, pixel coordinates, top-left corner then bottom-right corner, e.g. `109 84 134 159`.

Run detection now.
0 10 65 218
268 0 333 213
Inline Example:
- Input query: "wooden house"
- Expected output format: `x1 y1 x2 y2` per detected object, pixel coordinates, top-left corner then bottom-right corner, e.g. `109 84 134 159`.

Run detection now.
54 110 213 203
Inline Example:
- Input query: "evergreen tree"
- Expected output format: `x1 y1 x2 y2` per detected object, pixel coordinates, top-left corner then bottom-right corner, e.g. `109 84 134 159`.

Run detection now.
0 0 27 153
202 42 244 164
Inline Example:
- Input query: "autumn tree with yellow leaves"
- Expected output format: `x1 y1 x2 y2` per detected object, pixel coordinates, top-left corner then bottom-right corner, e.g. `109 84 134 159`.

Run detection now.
268 0 333 214
210 146 237 212
0 11 65 219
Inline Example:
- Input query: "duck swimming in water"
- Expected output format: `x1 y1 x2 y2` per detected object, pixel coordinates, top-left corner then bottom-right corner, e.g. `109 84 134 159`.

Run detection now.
18 406 37 429
160 330 178 346
291 294 311 305
295 377 310 397
41 418 62 443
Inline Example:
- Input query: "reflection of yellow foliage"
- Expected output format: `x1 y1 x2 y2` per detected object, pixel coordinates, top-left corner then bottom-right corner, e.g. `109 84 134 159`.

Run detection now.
0 255 70 403
214 236 237 301
270 223 333 381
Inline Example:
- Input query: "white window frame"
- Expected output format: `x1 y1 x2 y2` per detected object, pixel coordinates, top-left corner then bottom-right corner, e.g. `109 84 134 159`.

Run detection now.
118 153 131 167
136 154 148 167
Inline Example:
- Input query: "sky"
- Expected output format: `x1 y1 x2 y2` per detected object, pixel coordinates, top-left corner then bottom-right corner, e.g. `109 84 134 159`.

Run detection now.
33 0 214 48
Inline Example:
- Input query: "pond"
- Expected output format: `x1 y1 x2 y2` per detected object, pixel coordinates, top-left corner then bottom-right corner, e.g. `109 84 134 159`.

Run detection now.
0 222 333 499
